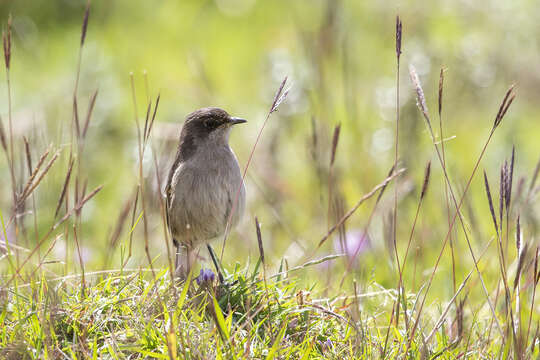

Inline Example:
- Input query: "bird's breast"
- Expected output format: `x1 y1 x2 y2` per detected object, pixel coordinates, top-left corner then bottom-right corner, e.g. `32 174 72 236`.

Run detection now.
169 145 245 242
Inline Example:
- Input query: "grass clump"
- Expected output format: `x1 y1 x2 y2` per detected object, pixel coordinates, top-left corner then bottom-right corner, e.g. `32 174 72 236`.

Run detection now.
1 262 357 359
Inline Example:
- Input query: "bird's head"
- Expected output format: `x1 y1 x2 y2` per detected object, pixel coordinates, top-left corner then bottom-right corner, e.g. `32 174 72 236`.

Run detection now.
181 107 247 145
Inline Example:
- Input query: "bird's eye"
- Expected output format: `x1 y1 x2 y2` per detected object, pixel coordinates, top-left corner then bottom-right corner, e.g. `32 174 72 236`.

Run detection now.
204 118 219 129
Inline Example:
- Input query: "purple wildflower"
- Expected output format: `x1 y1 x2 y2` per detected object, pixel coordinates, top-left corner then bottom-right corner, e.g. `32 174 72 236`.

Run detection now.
333 229 370 260
196 268 216 285
320 338 333 353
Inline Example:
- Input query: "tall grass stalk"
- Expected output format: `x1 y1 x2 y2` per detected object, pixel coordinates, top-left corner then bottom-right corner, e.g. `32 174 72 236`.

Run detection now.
437 67 457 293
219 76 289 260
406 66 515 347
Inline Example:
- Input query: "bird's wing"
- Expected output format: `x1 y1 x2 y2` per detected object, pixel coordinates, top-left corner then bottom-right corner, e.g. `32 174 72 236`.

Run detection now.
164 160 178 232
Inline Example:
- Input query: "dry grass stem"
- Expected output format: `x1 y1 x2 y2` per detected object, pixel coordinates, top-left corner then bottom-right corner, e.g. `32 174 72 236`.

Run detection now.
406 69 517 346
420 161 431 200
409 66 429 126
80 1 90 46
0 117 7 152
255 216 265 266
507 146 515 212
73 225 86 298
122 188 140 269
493 85 516 129
151 151 175 281
483 171 499 237
528 156 540 196
54 159 75 218
5 184 102 287
19 150 60 205
395 16 402 59
317 168 405 250
75 184 103 211
270 76 290 113
82 89 98 138
330 123 341 167
73 97 81 139
220 76 289 260
23 137 32 176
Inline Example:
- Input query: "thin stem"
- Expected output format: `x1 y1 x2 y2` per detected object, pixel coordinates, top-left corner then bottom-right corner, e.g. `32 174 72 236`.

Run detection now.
220 77 289 261
437 68 456 293
407 128 502 351
130 74 153 277
392 55 402 315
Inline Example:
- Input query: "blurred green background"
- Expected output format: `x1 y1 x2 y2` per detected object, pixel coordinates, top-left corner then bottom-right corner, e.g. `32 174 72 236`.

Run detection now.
0 0 539 300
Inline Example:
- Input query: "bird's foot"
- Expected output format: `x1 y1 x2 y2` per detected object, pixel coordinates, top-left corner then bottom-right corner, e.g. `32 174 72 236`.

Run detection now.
174 264 189 283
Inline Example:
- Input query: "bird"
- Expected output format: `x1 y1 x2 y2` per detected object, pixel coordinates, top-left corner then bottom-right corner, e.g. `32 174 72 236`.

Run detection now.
165 107 247 280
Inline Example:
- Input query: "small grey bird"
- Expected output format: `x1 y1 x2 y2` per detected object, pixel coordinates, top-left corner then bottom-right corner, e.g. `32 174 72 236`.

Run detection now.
165 107 246 279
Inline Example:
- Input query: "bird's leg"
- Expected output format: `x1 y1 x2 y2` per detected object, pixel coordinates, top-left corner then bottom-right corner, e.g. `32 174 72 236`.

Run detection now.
185 246 194 277
173 240 193 281
174 240 184 281
207 244 225 284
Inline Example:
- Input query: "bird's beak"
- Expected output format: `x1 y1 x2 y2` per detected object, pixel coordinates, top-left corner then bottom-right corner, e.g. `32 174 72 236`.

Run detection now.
228 117 247 125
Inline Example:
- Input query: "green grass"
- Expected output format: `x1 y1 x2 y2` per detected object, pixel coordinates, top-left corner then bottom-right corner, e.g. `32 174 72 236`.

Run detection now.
0 259 510 359
1 261 352 358
3 255 536 358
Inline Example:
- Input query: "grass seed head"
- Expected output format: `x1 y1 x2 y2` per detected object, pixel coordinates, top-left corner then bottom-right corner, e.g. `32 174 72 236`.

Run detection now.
330 123 341 167
395 16 402 60
420 161 431 200
2 14 11 70
255 216 264 265
270 76 289 113
81 1 90 46
493 85 516 129
438 67 446 117
409 65 430 123
483 170 499 236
